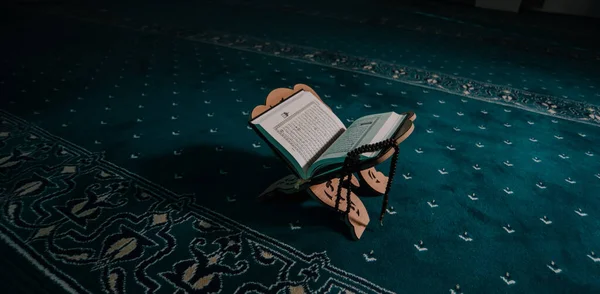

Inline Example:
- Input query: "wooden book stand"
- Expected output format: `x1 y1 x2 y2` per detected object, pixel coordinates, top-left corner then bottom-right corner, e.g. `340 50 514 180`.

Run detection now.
251 84 416 240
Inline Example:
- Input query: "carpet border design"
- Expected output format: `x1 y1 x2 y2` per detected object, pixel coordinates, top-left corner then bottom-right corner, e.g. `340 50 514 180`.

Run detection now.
0 109 394 294
231 0 600 60
44 6 600 128
0 227 82 294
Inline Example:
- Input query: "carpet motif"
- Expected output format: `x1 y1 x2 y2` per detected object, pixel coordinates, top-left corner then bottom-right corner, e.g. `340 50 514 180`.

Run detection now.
45 7 600 126
221 0 600 61
0 111 391 294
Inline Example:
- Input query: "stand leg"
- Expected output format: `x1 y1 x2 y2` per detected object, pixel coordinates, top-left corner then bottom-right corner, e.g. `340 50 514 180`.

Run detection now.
258 174 368 239
358 167 389 195
259 173 360 200
308 178 370 240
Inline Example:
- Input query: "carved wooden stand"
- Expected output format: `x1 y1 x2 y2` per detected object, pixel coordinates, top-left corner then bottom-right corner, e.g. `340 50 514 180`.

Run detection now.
251 84 416 240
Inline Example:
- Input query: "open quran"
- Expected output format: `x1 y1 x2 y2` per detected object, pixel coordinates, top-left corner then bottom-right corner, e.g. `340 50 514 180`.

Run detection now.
249 89 408 180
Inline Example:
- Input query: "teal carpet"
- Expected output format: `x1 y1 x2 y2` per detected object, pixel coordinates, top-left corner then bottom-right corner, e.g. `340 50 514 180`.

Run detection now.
1 1 600 293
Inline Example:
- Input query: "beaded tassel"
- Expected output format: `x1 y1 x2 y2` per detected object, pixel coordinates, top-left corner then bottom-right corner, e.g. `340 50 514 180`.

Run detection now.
380 144 399 225
334 138 400 226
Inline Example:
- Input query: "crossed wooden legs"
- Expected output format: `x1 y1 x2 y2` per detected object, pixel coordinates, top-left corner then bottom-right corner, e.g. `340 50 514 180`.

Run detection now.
258 167 389 239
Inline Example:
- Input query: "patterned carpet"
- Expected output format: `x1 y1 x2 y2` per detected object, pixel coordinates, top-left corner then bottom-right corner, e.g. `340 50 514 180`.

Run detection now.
1 1 600 293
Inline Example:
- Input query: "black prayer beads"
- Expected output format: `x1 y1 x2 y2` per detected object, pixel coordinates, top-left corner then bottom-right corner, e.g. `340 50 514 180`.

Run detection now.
334 138 400 226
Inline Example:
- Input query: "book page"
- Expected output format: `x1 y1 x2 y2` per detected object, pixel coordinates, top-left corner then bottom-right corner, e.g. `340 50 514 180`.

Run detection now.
317 112 405 162
252 90 346 174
